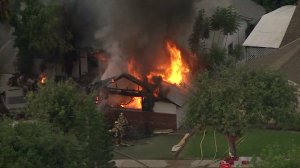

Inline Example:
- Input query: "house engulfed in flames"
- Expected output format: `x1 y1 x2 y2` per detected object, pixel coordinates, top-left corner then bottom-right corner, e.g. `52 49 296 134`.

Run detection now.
95 41 196 131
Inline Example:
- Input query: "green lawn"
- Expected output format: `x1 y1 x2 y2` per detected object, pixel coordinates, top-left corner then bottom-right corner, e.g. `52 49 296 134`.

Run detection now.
114 134 182 160
180 129 300 159
113 129 300 160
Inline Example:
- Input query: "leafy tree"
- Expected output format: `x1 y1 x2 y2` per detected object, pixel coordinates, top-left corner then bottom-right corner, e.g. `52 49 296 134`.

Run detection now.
189 9 210 55
0 120 83 168
210 7 225 40
221 7 241 47
254 0 298 12
186 66 298 156
207 45 227 67
27 80 78 133
27 80 115 167
73 93 115 168
210 6 241 46
10 0 74 74
190 7 241 68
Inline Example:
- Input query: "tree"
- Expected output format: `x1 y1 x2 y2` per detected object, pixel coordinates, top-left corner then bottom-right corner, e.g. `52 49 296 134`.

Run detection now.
221 7 241 47
210 7 225 43
189 7 241 68
188 9 210 56
27 80 78 133
210 6 241 47
186 66 298 156
0 120 83 168
207 45 227 67
10 0 74 74
27 80 115 167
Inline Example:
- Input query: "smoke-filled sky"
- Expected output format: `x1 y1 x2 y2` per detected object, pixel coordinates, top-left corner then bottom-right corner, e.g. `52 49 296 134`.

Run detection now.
65 0 195 79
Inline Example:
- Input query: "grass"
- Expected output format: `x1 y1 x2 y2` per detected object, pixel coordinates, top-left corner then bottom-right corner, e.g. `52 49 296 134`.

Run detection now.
114 134 182 160
180 129 300 159
113 129 300 160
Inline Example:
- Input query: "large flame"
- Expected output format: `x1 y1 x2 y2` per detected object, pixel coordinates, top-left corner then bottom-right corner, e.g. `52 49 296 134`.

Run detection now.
127 41 190 85
120 97 142 109
145 41 190 85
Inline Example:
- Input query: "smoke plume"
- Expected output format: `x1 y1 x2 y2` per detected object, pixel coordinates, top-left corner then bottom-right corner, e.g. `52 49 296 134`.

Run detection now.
65 0 195 80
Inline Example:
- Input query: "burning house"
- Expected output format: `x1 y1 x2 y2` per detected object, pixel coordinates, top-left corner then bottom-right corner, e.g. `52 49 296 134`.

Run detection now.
83 0 201 131
94 41 195 131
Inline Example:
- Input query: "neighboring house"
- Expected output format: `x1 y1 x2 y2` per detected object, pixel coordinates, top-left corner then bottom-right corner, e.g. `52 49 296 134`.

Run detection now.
195 0 265 53
248 38 300 84
243 5 298 61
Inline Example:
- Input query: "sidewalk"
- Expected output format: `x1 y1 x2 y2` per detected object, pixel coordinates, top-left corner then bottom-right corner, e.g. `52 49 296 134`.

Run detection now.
114 159 220 168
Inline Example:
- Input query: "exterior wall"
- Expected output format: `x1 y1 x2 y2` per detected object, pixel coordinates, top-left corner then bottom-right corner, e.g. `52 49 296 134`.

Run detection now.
176 106 184 129
107 108 177 131
204 21 248 51
153 102 177 114
244 47 275 61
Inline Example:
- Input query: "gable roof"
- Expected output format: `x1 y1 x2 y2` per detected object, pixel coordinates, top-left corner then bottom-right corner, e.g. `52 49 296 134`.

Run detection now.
247 38 300 84
281 2 300 46
195 0 265 24
243 5 296 48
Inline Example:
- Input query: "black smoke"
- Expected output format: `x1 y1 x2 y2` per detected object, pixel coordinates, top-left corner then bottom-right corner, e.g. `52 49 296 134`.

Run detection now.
64 0 195 79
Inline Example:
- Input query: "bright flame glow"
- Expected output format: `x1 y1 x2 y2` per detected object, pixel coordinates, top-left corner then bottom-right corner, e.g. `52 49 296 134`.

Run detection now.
39 73 47 84
120 97 142 109
128 58 143 80
146 41 189 85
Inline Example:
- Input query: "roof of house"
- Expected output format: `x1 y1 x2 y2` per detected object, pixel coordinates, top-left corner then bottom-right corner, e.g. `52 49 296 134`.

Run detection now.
195 0 265 24
247 38 300 84
243 5 296 48
103 73 189 107
281 2 300 46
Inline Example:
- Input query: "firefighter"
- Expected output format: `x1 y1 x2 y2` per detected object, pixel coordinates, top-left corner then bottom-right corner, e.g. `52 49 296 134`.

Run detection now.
117 112 128 137
109 121 122 146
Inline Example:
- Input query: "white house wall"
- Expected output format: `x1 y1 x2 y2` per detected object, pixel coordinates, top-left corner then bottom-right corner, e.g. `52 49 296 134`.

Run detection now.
204 21 248 52
176 106 184 129
153 101 186 129
153 102 177 115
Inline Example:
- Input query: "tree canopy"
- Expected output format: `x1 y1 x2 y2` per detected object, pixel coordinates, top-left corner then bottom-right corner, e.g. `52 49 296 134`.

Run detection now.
9 0 74 74
0 80 115 168
186 66 298 155
189 6 241 68
0 120 83 168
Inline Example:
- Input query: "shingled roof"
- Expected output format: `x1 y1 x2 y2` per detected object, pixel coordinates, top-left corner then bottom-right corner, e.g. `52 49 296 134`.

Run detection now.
247 38 300 84
281 2 300 46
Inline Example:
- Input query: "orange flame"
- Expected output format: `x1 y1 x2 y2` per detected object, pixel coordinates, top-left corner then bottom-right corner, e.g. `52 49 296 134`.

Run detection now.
146 41 190 85
128 58 143 80
39 73 47 84
120 97 142 109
